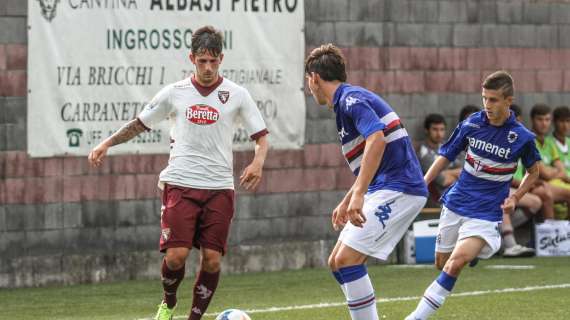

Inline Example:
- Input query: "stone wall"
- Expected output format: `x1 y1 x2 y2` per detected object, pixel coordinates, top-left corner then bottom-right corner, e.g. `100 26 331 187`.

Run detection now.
1 0 569 287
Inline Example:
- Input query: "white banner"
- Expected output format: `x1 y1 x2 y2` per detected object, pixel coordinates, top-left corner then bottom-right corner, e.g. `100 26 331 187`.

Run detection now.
27 0 305 157
535 221 570 257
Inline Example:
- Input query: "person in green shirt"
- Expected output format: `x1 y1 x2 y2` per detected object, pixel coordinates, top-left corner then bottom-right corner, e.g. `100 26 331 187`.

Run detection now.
531 104 570 220
550 106 570 177
501 105 551 257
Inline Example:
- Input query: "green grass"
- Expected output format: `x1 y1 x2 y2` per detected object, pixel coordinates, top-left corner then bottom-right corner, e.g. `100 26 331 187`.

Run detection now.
1 257 569 319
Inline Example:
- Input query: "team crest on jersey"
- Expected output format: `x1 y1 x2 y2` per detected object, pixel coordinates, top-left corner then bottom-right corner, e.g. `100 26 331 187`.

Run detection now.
186 104 220 125
507 131 518 143
218 91 230 104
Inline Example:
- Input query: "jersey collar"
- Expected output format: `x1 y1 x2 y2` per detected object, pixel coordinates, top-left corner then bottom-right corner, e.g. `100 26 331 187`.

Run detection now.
191 75 224 97
333 83 349 112
480 110 516 126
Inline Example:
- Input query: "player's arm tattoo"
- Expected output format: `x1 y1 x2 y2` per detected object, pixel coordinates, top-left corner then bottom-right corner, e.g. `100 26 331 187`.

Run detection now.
108 119 147 146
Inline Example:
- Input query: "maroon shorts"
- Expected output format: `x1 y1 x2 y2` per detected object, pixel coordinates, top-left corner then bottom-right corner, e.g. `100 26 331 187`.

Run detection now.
159 184 235 255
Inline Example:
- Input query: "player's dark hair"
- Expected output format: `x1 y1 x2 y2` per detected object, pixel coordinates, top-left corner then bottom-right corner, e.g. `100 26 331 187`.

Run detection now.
510 104 522 118
553 105 570 122
191 26 223 56
459 105 481 122
482 70 514 98
424 113 446 130
530 103 551 119
305 44 347 82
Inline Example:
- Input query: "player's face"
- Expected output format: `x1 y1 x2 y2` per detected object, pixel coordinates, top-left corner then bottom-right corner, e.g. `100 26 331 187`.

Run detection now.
190 51 223 86
482 88 512 123
554 118 570 136
306 73 327 106
426 123 446 144
532 114 552 136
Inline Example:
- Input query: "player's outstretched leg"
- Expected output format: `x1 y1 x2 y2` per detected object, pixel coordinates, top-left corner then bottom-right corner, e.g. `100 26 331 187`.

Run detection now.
189 248 222 320
405 237 485 320
156 248 188 320
333 244 378 320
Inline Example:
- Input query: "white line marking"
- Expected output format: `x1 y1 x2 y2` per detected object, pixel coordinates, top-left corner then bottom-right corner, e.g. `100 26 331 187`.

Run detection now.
135 283 570 320
387 265 434 269
484 265 536 270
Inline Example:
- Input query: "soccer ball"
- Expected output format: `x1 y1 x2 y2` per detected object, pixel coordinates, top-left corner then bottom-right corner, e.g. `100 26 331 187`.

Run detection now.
215 309 251 320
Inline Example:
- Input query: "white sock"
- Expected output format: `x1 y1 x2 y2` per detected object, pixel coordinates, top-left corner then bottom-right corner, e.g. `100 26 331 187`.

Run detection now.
407 272 455 320
502 225 517 248
339 265 378 320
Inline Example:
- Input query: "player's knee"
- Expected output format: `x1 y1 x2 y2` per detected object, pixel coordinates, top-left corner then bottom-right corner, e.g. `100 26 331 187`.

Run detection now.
201 255 221 273
328 253 337 271
443 256 467 276
165 255 186 270
334 253 356 269
543 189 553 202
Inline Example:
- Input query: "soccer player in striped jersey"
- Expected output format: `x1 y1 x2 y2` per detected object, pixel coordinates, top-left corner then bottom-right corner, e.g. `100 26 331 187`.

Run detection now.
305 44 428 320
406 71 541 319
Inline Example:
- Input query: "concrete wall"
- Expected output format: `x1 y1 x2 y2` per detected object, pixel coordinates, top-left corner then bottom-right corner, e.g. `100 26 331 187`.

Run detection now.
2 0 570 287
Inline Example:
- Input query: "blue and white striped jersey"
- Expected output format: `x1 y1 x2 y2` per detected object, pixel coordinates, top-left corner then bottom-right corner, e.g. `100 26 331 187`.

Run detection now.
439 111 541 222
333 84 427 197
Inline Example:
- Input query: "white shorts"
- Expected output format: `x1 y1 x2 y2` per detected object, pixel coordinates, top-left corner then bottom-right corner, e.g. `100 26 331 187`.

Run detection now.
436 206 502 259
339 190 427 260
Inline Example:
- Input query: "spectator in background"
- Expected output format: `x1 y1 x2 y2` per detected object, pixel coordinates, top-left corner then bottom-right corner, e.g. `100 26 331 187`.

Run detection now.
459 105 481 124
454 105 482 168
550 106 570 177
500 104 545 257
418 114 461 206
548 106 570 220
530 104 570 221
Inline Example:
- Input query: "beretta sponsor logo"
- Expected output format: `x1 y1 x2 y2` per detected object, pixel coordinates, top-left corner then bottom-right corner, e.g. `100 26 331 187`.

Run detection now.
186 104 219 125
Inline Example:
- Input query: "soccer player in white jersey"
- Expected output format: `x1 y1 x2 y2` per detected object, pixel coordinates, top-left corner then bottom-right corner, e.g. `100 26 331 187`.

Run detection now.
88 26 269 320
305 44 428 320
405 71 541 319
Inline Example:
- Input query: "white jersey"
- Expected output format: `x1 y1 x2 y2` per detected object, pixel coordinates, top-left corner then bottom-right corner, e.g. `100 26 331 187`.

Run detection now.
138 76 267 190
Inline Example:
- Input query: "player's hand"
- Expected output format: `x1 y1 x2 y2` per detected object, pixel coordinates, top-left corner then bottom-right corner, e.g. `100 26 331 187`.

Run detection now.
501 194 518 215
240 162 262 191
88 142 109 167
332 201 349 231
346 193 366 228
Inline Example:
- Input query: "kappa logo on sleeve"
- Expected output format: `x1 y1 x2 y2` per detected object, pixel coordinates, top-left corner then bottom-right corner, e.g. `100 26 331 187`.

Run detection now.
345 96 360 107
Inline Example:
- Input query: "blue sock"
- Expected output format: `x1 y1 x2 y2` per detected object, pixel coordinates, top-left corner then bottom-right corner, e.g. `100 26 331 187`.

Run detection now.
436 271 457 292
332 270 347 296
332 271 345 285
406 272 457 319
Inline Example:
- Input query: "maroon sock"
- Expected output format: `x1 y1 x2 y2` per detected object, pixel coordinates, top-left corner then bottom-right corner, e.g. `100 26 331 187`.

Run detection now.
161 259 185 309
188 270 220 320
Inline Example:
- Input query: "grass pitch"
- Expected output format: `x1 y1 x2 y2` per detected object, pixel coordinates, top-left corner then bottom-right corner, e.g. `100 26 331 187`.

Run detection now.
1 257 569 319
